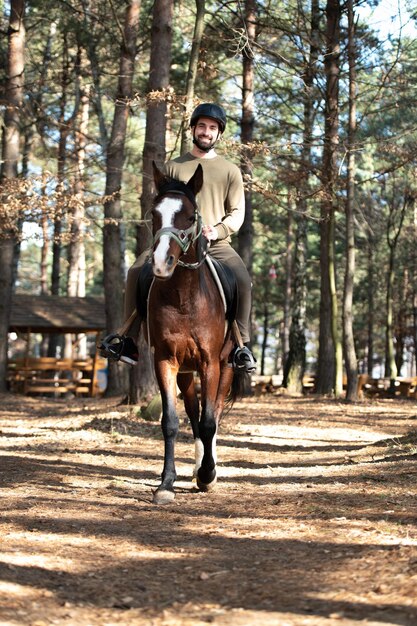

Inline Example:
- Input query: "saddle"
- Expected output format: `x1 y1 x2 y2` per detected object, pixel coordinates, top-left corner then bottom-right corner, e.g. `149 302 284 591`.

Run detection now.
137 257 238 323
206 256 238 323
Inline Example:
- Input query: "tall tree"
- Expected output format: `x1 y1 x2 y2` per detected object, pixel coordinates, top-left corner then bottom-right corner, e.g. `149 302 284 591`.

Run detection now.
283 0 320 393
103 0 141 395
343 0 358 401
316 0 342 396
66 46 90 359
47 30 72 359
282 204 293 370
0 0 25 391
51 31 71 300
138 0 173 254
238 0 256 276
67 46 89 301
131 0 174 404
236 0 256 396
385 189 409 386
365 194 375 376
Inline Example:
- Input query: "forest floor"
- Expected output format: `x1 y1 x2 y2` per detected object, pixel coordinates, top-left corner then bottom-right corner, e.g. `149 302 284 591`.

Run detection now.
0 390 416 626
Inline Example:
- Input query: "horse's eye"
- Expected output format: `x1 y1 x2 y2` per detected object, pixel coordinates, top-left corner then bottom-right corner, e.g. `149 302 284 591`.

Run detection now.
188 215 196 223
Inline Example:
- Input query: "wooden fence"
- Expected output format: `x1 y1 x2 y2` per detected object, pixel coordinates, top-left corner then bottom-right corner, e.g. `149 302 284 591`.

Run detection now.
251 374 417 398
7 356 107 397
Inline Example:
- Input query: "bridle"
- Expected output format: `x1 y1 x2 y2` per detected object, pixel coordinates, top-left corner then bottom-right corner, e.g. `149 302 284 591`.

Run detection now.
152 186 208 270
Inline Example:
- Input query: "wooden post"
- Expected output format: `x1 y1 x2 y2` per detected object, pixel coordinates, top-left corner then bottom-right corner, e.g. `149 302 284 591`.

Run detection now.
23 329 31 394
90 332 100 396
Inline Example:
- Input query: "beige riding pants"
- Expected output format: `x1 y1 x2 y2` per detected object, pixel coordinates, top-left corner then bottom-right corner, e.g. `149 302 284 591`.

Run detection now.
124 240 252 344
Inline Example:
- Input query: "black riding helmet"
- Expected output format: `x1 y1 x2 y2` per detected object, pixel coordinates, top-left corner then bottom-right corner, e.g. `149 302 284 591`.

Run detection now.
190 103 227 133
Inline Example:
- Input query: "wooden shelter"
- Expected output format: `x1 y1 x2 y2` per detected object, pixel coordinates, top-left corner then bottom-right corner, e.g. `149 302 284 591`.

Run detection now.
8 294 107 397
9 294 106 335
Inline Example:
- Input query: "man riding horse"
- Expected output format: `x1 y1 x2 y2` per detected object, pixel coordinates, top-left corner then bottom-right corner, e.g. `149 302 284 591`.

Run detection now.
100 102 256 373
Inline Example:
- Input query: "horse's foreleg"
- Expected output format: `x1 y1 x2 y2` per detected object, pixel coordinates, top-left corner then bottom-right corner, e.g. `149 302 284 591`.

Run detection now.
215 365 234 422
154 365 179 505
177 372 201 479
197 366 220 491
197 404 217 491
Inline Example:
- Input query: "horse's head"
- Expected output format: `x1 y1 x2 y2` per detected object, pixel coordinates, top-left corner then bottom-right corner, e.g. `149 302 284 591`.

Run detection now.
151 161 204 279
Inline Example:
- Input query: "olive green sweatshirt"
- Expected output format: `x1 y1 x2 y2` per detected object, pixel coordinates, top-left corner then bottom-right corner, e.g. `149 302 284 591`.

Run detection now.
164 153 245 241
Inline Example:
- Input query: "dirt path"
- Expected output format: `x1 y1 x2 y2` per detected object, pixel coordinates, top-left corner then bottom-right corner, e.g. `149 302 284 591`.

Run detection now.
0 392 416 626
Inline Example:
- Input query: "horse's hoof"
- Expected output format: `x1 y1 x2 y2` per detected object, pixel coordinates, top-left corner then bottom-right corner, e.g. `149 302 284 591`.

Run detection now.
197 474 217 492
153 488 175 504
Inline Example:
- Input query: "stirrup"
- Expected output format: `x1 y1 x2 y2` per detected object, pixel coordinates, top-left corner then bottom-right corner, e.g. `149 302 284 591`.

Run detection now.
231 346 257 373
98 333 126 361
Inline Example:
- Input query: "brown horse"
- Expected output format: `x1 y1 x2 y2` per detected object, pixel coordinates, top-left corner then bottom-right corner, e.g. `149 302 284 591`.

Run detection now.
146 162 247 504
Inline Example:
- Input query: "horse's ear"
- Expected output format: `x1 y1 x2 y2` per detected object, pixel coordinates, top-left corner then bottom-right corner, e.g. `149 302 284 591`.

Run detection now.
152 161 169 191
187 164 203 197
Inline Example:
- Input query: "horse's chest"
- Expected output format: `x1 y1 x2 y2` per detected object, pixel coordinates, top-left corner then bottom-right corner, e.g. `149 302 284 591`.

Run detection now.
158 300 217 331
150 289 223 349
152 285 221 320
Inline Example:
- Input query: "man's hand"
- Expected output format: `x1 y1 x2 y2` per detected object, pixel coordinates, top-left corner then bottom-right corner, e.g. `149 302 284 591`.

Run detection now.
202 225 218 241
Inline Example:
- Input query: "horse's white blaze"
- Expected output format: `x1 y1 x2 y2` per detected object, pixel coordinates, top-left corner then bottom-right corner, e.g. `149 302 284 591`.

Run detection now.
153 197 183 275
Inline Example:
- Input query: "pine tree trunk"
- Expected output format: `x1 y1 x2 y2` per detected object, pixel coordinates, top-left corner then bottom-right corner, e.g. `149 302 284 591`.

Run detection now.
284 0 319 394
41 206 49 295
28 24 55 299
235 0 256 395
48 32 70 359
238 0 256 275
384 196 408 387
51 31 70 298
316 0 341 396
343 0 358 401
284 200 294 367
395 270 408 376
130 0 173 405
385 246 397 385
103 0 141 396
67 50 90 359
366 207 374 376
0 0 25 391
68 48 89 300
138 0 173 256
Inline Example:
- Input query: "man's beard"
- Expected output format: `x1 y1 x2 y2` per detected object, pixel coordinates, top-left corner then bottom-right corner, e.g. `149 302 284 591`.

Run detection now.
192 134 217 152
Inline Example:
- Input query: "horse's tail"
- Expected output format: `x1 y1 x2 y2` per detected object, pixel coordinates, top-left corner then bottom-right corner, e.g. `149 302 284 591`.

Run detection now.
226 369 251 405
